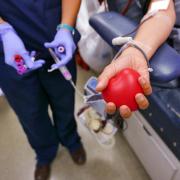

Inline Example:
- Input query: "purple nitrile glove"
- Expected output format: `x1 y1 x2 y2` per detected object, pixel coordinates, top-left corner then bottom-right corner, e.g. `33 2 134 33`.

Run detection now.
0 23 45 72
44 29 76 71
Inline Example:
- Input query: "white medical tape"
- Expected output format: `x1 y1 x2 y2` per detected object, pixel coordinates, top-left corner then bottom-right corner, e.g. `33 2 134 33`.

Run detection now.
141 0 171 23
150 0 170 13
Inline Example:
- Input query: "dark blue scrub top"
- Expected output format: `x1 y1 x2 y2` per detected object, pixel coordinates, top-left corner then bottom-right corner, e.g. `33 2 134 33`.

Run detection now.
0 0 61 55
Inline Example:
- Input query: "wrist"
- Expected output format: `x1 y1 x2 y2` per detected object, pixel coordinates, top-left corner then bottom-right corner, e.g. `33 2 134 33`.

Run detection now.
0 17 6 24
0 23 14 36
121 45 153 72
121 47 148 60
57 23 75 35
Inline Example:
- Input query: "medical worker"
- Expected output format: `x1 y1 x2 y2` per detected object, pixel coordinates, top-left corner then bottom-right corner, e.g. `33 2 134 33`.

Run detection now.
96 0 177 118
0 0 85 180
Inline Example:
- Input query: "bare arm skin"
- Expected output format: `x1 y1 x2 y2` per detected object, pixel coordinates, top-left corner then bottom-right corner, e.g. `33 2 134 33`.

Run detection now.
96 0 176 118
61 0 81 26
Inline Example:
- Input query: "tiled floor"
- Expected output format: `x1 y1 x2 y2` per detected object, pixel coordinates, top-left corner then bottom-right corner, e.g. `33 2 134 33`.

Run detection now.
0 67 150 180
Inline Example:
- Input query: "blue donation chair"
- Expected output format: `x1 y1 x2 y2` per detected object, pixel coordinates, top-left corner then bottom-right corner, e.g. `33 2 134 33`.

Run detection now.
89 12 180 180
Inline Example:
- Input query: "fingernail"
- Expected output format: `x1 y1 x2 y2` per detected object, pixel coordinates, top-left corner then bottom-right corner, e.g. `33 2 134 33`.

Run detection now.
139 96 144 102
137 94 144 101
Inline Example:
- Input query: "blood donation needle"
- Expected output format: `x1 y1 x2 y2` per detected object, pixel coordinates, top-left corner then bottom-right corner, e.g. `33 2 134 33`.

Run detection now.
48 48 84 98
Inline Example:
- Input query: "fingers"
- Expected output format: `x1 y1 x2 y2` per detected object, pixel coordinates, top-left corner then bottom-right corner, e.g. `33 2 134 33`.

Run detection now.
22 52 34 68
135 93 149 110
22 51 45 70
44 41 57 48
30 51 36 58
138 76 152 95
107 93 149 119
96 62 117 92
35 59 45 64
49 59 68 72
119 105 132 119
50 63 61 71
31 62 44 70
118 94 149 119
106 102 116 115
47 44 73 72
50 55 71 70
33 59 45 66
50 51 72 71
30 63 43 71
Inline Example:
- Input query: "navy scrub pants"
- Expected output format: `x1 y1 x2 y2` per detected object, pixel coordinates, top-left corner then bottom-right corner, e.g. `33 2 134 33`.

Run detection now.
0 56 81 165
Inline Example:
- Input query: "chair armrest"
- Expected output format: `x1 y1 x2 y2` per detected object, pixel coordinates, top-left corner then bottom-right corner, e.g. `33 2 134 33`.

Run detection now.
89 12 180 83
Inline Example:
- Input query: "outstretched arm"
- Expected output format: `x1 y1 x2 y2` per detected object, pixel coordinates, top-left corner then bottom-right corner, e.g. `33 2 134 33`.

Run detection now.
134 0 176 60
96 0 176 118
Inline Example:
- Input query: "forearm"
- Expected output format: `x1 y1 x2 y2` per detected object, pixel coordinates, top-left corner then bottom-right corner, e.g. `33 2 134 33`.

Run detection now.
61 0 81 26
134 0 176 60
0 17 6 24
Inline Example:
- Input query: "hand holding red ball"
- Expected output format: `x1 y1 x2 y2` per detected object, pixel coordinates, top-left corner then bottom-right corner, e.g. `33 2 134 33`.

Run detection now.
96 49 153 119
102 68 144 111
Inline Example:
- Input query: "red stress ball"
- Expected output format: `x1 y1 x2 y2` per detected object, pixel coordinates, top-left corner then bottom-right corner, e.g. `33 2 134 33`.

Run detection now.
102 68 144 111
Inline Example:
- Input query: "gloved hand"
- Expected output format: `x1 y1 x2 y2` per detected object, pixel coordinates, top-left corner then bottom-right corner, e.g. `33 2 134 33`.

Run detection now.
44 29 76 71
96 47 152 119
0 23 45 72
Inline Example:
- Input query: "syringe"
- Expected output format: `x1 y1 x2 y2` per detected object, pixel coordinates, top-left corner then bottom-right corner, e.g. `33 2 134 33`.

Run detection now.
48 48 84 98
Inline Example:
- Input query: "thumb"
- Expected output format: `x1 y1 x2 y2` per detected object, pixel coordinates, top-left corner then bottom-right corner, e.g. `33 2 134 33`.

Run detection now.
30 60 45 70
96 62 118 92
96 56 132 92
30 51 36 58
